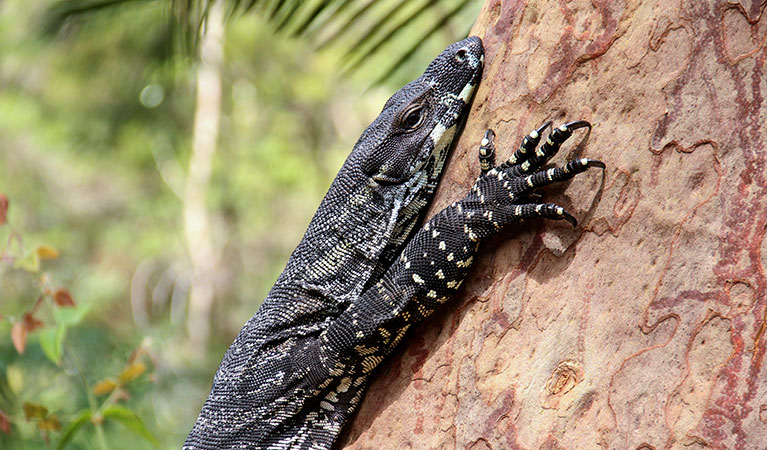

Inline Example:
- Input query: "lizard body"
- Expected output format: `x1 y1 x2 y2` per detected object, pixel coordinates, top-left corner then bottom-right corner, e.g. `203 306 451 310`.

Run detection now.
185 36 603 450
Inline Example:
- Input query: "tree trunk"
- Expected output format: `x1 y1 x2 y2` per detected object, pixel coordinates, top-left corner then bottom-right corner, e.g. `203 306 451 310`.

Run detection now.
342 0 767 448
184 0 225 352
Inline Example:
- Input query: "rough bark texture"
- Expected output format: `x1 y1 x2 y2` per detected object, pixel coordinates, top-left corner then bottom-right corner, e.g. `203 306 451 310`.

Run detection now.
340 1 767 448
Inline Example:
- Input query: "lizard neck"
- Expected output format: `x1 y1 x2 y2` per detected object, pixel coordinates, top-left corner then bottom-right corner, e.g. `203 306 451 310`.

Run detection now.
274 160 417 305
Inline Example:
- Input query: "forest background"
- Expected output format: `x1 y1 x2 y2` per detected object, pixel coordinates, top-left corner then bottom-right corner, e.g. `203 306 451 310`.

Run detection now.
0 0 482 448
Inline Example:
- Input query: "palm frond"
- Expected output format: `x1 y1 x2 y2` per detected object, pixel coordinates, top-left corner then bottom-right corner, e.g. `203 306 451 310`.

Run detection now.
291 0 347 37
174 0 481 82
313 0 378 51
42 0 482 83
341 0 436 75
371 0 476 86
41 0 151 36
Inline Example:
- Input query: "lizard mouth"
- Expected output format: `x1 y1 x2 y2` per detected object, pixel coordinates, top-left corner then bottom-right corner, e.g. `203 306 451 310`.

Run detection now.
371 173 401 185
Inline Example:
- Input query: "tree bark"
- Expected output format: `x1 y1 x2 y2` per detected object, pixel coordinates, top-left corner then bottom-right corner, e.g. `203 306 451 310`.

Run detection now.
342 0 767 448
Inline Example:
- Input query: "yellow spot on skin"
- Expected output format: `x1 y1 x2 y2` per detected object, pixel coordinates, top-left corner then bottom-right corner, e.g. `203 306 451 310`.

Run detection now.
447 280 463 289
338 377 352 393
432 229 440 238
427 290 437 298
356 331 364 338
435 269 445 279
412 273 425 284
361 355 384 373
378 328 390 338
402 311 411 322
463 224 478 242
456 256 474 268
418 304 433 317
320 401 334 411
325 392 338 402
391 324 411 347
319 378 333 389
447 253 454 261
354 345 379 355
439 241 446 250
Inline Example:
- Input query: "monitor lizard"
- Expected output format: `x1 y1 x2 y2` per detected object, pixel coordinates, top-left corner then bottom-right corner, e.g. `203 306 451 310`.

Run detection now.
185 36 603 450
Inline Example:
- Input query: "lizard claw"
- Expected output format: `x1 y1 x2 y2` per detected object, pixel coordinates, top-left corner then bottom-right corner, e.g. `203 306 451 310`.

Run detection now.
478 129 496 174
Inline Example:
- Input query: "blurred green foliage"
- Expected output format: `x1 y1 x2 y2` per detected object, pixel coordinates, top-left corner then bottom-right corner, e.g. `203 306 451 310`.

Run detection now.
0 0 480 448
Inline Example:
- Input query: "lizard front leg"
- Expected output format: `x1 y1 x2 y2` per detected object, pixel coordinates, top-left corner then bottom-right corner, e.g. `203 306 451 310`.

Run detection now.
321 121 604 381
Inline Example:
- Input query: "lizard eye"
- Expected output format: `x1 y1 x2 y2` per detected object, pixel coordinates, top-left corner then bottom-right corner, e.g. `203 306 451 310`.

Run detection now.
400 105 426 131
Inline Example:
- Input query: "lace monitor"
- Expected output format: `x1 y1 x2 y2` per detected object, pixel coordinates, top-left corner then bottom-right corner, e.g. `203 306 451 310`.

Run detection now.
185 36 604 449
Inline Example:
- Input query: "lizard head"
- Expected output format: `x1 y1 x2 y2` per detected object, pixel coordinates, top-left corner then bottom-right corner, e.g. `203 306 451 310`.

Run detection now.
359 36 484 190
283 38 483 298
351 36 484 263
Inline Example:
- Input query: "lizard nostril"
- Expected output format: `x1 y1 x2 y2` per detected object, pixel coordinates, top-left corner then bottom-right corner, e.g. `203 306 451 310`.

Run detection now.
455 48 467 63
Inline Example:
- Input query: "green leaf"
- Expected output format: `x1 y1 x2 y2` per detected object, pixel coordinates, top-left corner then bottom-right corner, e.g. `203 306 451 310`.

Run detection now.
39 325 66 365
6 365 24 395
23 403 48 420
92 379 118 396
37 414 61 431
117 362 146 384
13 250 39 273
53 303 89 327
102 405 158 447
56 409 92 450
35 244 60 260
